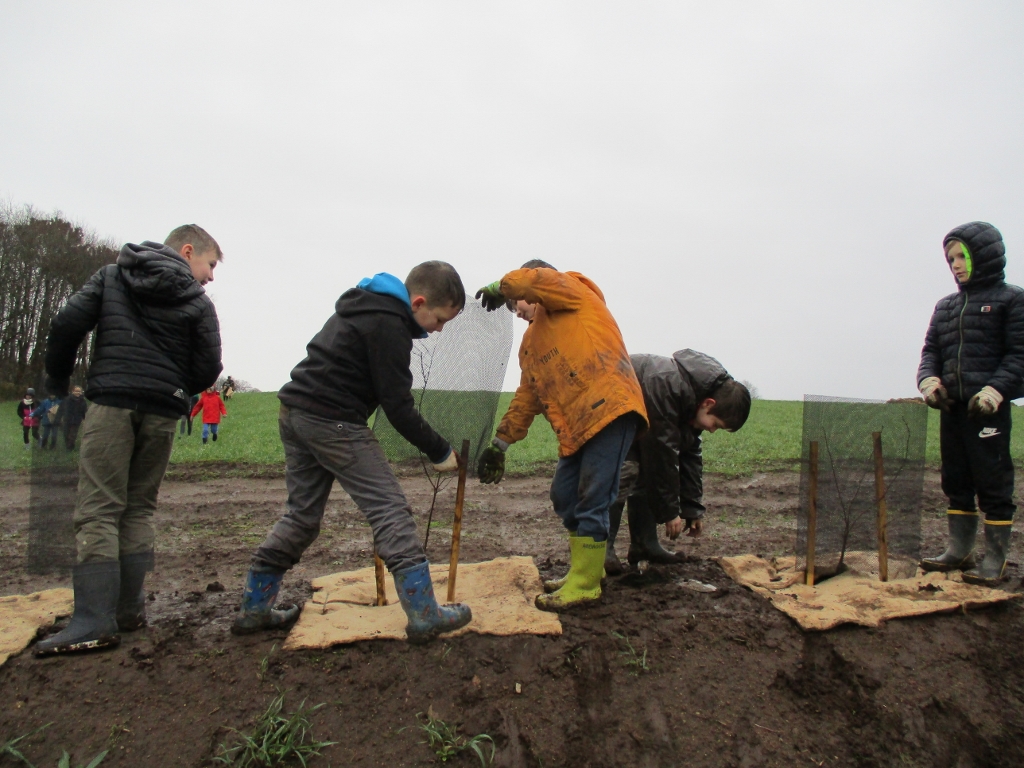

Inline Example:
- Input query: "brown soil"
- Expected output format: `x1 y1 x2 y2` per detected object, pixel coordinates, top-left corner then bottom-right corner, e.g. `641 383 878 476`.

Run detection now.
2 469 1024 767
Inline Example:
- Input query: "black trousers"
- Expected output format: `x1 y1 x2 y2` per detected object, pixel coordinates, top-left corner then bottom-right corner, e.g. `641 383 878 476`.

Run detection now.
940 402 1016 522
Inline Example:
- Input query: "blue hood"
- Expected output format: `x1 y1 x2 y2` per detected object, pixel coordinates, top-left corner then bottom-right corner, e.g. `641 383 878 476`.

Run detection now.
356 273 427 338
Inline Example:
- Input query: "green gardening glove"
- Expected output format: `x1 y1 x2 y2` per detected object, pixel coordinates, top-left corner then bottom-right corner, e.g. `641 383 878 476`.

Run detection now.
475 281 508 312
477 444 506 484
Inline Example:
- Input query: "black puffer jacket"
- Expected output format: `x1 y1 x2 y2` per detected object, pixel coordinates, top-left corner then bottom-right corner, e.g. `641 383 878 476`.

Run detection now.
918 222 1024 402
630 350 732 522
277 283 450 463
45 242 222 418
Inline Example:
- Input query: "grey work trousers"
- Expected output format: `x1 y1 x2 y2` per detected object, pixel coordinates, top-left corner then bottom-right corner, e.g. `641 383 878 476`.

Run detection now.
253 406 427 574
74 403 177 563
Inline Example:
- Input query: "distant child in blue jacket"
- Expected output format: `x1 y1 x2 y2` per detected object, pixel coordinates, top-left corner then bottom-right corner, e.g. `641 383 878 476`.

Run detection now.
32 393 63 449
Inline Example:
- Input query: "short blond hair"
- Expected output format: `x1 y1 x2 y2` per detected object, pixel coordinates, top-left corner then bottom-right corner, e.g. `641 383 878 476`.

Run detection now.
165 224 223 261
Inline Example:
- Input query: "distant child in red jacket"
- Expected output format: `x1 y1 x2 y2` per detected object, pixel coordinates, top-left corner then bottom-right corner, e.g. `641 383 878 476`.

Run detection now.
191 387 227 444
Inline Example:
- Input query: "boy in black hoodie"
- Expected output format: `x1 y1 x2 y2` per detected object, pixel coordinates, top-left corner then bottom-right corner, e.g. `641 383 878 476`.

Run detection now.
232 261 473 644
34 225 223 656
918 222 1024 586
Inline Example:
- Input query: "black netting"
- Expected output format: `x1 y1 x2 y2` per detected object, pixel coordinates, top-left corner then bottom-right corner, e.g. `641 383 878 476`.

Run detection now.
28 444 79 574
373 300 514 474
797 396 928 580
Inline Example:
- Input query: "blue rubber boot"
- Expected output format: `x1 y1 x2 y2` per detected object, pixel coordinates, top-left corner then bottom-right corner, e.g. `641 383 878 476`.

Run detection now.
393 562 472 644
230 568 300 635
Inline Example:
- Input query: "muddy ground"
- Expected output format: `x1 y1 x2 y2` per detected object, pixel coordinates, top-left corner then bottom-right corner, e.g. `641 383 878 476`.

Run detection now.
2 467 1024 768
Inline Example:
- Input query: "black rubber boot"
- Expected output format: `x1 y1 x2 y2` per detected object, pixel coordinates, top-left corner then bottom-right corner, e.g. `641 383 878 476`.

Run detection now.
920 512 978 572
117 551 154 631
34 561 121 656
626 502 686 566
962 522 1012 587
605 500 625 576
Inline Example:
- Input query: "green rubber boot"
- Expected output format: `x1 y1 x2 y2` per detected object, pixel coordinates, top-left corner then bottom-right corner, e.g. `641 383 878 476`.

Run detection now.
536 536 605 612
543 532 608 593
920 511 978 572
962 521 1012 587
543 531 577 593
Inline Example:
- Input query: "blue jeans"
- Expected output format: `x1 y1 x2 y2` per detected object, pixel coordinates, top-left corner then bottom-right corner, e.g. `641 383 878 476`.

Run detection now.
202 423 219 440
549 414 640 541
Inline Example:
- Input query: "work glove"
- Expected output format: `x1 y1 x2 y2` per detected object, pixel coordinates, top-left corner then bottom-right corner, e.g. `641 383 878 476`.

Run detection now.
44 375 69 398
968 386 1003 418
919 377 953 411
431 447 460 473
477 440 507 484
475 281 508 312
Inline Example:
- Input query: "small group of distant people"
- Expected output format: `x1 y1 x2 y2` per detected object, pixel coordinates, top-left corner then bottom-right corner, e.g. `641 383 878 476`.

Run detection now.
29 219 1021 663
16 385 88 450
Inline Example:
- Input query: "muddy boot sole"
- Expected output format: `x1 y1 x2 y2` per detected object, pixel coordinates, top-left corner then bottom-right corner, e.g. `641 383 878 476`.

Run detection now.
34 633 120 657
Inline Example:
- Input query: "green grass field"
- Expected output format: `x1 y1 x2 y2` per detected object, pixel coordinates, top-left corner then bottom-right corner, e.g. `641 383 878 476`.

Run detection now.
4 393 1024 475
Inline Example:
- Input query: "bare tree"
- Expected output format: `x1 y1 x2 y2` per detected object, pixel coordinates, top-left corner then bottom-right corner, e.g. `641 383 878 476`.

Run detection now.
0 204 117 398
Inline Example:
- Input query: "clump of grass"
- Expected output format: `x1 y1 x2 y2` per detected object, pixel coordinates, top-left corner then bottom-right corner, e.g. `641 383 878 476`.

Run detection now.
257 642 278 682
214 693 335 767
1 723 51 765
611 631 650 675
415 712 494 766
58 750 107 768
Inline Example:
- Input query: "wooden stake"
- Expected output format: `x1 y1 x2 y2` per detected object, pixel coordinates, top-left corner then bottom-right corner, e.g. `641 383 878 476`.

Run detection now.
373 551 387 606
447 439 471 603
806 441 819 587
872 431 889 582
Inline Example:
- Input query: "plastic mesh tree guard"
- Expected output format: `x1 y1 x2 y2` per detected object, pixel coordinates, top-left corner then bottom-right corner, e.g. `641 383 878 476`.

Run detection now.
28 446 78 574
372 300 514 475
797 396 928 580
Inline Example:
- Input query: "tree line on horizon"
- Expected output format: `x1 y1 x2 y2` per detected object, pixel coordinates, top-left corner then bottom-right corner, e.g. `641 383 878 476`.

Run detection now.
0 204 117 400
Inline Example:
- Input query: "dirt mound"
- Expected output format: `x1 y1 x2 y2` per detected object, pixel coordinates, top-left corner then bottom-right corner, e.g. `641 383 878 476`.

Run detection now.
1 470 1023 767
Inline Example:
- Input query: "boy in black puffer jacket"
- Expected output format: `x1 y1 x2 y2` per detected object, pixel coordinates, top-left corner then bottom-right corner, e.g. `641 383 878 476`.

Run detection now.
918 222 1024 586
34 225 223 656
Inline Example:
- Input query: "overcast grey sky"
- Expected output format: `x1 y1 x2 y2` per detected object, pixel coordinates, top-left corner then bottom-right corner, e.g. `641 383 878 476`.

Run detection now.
3 3 1023 400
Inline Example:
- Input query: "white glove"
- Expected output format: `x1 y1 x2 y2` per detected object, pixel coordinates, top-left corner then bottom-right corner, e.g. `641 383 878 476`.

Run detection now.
431 448 460 473
919 377 952 410
918 377 941 398
968 386 1003 417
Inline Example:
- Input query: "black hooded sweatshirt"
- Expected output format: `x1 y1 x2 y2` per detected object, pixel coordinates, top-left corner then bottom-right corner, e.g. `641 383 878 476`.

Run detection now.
630 350 732 522
277 284 450 464
918 222 1024 402
45 241 223 418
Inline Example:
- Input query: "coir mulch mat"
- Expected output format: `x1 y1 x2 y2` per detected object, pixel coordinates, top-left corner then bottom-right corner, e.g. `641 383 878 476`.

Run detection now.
283 555 562 649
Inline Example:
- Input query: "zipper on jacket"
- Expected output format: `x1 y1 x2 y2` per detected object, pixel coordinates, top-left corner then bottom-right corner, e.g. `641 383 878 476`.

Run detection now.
956 291 968 400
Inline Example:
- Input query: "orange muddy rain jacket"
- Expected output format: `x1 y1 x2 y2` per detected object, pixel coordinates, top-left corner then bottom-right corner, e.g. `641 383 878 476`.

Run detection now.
495 268 647 457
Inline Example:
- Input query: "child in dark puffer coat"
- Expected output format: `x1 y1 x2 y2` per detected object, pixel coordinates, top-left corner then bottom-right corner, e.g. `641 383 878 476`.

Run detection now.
918 221 1024 586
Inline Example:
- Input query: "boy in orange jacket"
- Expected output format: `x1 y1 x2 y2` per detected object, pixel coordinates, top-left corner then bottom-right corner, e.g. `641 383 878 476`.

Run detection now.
191 387 227 444
476 260 647 610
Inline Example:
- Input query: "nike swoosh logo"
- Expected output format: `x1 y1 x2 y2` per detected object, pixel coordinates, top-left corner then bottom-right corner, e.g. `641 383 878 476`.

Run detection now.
979 428 1001 438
